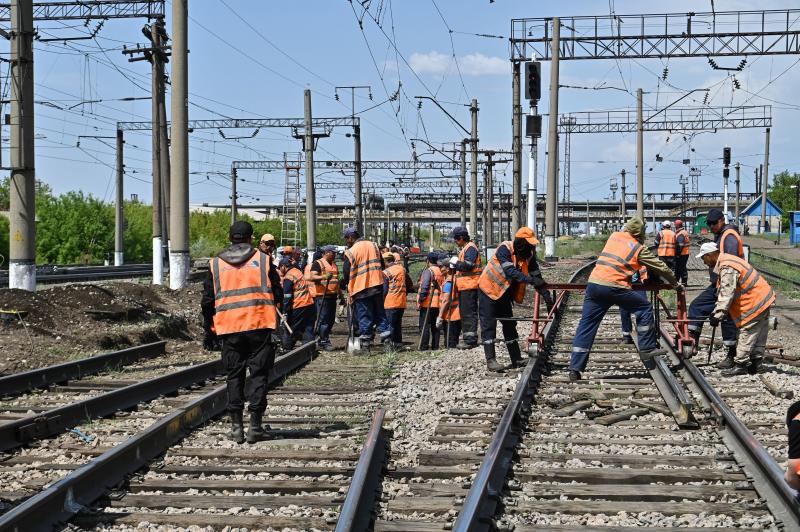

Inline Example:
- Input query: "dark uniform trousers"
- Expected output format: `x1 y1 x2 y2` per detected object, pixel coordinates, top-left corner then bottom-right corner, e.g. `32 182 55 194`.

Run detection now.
419 307 440 349
444 320 461 348
385 308 405 344
688 283 738 347
660 256 676 274
478 290 521 361
221 329 275 414
458 289 479 345
282 304 316 350
675 255 689 284
315 297 337 346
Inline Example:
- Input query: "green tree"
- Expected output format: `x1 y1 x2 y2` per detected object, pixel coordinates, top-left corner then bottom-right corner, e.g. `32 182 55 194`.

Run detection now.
122 201 153 263
769 170 800 227
37 191 113 264
0 215 9 265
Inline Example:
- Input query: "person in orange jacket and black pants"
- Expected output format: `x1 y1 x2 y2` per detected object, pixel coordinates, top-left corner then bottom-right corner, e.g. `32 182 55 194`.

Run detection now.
201 221 283 444
279 257 317 351
382 252 413 346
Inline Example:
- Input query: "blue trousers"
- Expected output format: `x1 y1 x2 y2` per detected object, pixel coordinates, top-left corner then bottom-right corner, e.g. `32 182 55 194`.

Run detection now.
620 308 632 337
353 293 390 344
315 297 337 346
688 284 737 346
384 308 405 343
282 304 315 351
445 320 461 348
569 283 657 372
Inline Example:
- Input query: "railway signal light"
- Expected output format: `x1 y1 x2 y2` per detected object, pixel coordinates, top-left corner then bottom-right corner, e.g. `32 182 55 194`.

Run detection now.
723 147 731 166
525 61 541 101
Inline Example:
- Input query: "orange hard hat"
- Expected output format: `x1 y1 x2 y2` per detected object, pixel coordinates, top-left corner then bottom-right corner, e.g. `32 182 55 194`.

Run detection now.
514 226 539 246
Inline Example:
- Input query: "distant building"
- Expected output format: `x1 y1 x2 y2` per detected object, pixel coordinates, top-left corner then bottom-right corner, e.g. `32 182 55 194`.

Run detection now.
739 197 784 235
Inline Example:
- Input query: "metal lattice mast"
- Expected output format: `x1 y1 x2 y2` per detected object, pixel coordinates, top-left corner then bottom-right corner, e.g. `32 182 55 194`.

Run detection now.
281 153 302 248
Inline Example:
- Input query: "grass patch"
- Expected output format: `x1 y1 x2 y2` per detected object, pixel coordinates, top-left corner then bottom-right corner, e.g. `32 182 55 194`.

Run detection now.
555 237 607 258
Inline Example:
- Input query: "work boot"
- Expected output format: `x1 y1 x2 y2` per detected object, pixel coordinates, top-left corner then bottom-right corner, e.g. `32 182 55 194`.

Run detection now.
622 334 634 345
247 411 265 443
639 347 667 359
569 370 582 382
486 358 505 372
721 364 750 377
507 340 524 367
457 341 477 350
748 358 766 375
322 343 336 352
689 329 701 355
484 343 504 372
229 411 245 444
716 345 737 369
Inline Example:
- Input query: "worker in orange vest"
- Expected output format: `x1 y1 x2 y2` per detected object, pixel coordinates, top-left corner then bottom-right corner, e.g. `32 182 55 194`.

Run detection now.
278 257 317 351
341 227 391 353
200 221 282 444
306 245 339 351
699 242 775 376
655 220 677 273
451 226 482 349
418 252 445 350
437 256 461 348
478 227 549 372
382 251 413 347
785 401 800 490
674 219 691 284
569 217 680 382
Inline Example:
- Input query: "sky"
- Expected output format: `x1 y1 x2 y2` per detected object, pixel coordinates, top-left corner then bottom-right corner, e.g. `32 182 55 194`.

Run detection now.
9 0 800 209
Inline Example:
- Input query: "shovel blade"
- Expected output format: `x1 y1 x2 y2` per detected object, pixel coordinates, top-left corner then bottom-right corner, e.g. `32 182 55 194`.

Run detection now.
347 336 362 354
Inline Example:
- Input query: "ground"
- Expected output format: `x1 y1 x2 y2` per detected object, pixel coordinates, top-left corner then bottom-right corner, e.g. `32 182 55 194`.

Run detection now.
743 234 800 262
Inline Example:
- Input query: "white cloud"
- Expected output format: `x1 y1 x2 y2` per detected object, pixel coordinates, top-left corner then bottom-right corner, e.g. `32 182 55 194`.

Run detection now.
409 51 507 76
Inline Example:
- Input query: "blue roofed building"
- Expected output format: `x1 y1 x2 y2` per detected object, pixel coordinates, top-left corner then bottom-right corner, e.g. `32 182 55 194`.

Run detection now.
739 197 785 235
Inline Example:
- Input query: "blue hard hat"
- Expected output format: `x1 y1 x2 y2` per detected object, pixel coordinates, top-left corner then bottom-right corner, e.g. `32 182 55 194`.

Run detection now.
342 227 359 239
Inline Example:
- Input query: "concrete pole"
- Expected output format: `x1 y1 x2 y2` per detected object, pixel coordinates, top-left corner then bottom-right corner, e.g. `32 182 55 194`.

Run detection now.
586 199 590 235
354 123 363 234
155 20 170 246
620 169 627 222
527 103 538 230
512 61 522 233
459 139 467 227
636 88 644 220
304 89 317 254
735 162 741 222
115 130 124 266
230 168 237 224
151 36 163 285
169 0 189 289
759 127 770 233
544 17 560 258
8 0 35 290
470 99 479 240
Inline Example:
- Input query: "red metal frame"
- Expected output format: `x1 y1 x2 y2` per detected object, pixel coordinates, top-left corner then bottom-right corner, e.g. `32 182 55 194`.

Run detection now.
526 283 694 355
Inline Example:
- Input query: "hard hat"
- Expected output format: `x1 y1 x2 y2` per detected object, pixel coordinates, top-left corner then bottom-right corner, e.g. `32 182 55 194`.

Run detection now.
662 221 672 228
281 245 295 254
673 219 683 227
260 233 276 243
515 226 539 245
696 242 718 259
382 251 394 260
449 256 458 268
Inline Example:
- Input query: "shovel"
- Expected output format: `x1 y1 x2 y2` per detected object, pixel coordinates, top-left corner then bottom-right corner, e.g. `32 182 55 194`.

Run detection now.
346 297 362 354
707 323 717 365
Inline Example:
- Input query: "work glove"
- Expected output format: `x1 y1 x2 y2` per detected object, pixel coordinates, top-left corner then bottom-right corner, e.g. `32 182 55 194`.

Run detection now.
202 331 220 351
543 291 555 313
674 282 685 293
708 314 721 328
436 317 445 330
530 276 546 289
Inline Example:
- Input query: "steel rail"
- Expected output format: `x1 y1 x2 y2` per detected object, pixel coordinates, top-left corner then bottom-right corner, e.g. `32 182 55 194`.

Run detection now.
335 408 389 532
453 261 594 532
0 341 166 397
0 340 317 532
0 359 221 452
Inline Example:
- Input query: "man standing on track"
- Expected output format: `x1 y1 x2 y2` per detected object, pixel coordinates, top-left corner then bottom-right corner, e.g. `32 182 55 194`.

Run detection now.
278 257 316 351
451 227 482 349
382 251 413 347
785 401 800 490
674 219 691 284
478 227 548 371
306 245 339 351
698 242 775 376
655 220 677 274
341 227 391 353
201 221 282 444
568 217 680 382
418 252 444 350
437 257 461 348
688 208 744 368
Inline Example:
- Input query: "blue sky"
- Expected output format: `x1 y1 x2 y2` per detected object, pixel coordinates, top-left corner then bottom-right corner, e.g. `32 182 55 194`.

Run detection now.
12 0 800 208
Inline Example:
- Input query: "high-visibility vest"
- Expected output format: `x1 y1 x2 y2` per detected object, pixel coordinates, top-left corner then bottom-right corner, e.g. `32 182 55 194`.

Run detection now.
455 241 482 291
716 253 775 327
478 241 528 303
589 232 644 289
383 263 407 309
344 240 384 296
284 267 315 309
719 227 744 258
210 251 277 335
676 228 691 256
313 258 340 298
440 279 460 321
657 229 677 257
418 265 444 308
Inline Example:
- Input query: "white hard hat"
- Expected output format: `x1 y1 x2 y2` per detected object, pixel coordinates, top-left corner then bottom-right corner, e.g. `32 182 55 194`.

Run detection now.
696 241 718 258
662 221 672 228
449 256 458 268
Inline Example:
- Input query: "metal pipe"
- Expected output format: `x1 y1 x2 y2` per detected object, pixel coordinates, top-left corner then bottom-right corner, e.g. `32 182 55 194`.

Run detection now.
512 60 522 233
527 103 538 230
115 129 124 266
760 127 770 233
304 89 317 254
636 88 644 219
470 99 479 240
460 139 467 227
354 123 363 234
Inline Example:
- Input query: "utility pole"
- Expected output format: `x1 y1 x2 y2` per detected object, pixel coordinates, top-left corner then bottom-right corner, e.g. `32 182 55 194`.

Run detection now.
155 20 171 248
544 17 560 258
722 146 731 218
230 168 238 224
760 127 770 233
169 0 189 289
512 61 522 233
636 88 644 219
304 89 317 254
149 28 163 284
8 0 35 290
527 102 539 230
585 199 589 235
734 162 741 222
459 138 467 227
115 130 124 266
470 99 479 240
335 85 370 233
485 151 495 246
620 169 627 221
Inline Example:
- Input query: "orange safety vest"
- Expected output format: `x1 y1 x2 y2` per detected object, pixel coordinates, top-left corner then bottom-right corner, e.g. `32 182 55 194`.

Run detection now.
676 228 691 256
418 265 444 308
210 251 277 335
440 278 460 321
719 227 744 258
589 232 644 289
383 263 408 309
455 241 482 291
716 253 775 327
344 240 384 296
478 241 529 303
657 228 677 257
312 258 340 298
284 267 315 309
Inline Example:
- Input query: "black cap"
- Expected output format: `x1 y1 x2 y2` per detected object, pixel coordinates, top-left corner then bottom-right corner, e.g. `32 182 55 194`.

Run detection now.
229 221 254 243
451 226 469 239
706 208 724 224
787 401 800 428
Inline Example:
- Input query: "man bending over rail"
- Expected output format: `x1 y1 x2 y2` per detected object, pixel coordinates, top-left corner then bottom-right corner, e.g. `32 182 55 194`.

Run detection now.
786 401 800 491
568 216 681 382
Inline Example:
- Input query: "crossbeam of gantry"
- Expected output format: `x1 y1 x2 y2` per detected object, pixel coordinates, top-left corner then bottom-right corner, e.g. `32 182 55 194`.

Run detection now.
314 180 462 190
0 1 164 23
558 105 771 133
511 9 800 61
117 116 358 131
232 160 459 171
